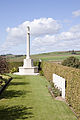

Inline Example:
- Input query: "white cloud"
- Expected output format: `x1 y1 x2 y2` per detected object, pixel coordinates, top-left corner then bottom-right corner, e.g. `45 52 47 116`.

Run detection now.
30 18 61 36
32 35 56 47
0 18 80 55
32 24 80 53
6 18 61 40
69 24 80 32
0 18 61 54
72 9 80 17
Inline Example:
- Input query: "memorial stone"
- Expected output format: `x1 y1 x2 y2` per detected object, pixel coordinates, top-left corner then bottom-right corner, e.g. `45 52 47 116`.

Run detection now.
14 26 39 75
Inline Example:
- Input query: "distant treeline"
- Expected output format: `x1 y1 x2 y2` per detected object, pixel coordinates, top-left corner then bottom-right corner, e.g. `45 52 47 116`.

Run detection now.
0 54 25 57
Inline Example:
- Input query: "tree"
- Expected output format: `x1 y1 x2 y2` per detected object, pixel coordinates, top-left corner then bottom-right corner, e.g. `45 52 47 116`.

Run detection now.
71 50 76 54
0 56 8 74
61 56 80 68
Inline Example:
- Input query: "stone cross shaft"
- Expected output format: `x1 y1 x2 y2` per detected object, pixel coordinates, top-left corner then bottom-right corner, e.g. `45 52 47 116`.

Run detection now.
14 26 39 75
27 26 30 59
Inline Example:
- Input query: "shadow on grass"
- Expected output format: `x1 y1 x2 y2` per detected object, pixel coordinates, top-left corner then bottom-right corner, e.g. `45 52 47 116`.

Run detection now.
0 90 32 99
12 76 23 79
0 105 34 120
10 82 30 86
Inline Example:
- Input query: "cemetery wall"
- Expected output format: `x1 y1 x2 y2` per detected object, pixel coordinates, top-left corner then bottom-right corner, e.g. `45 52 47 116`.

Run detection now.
42 61 80 118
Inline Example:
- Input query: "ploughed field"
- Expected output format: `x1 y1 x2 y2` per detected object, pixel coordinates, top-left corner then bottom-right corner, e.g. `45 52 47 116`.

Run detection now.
0 75 77 120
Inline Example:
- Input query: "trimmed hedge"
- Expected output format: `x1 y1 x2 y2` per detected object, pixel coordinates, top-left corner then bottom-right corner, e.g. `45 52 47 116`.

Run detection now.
42 61 80 119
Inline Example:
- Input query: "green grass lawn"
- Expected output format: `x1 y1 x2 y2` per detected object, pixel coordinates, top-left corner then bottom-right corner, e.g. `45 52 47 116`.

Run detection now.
0 75 77 120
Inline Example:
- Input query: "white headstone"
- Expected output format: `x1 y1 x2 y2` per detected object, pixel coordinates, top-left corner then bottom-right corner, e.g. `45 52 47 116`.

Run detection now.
53 74 65 99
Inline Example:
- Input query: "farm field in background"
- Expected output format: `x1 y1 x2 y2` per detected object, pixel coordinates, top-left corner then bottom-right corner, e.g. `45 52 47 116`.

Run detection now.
6 51 80 62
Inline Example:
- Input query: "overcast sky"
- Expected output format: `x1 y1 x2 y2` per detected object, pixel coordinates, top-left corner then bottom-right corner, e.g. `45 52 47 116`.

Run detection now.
0 0 80 55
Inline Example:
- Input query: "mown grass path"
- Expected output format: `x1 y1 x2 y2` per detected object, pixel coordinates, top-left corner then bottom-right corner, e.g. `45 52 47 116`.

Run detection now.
0 75 77 120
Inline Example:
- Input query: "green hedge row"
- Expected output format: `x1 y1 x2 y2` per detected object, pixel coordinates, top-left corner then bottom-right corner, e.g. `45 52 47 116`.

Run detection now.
42 61 80 118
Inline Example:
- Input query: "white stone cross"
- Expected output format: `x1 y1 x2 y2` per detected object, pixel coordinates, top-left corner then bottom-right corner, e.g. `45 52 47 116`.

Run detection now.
14 26 39 75
26 26 30 59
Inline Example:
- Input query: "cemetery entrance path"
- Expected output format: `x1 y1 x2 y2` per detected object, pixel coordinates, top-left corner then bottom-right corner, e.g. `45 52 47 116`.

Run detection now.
0 75 77 120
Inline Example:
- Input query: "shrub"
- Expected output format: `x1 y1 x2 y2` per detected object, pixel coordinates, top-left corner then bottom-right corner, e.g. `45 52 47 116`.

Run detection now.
50 82 61 97
52 87 61 97
0 80 5 89
0 74 12 89
48 82 61 97
10 67 18 73
7 62 23 73
39 70 44 76
61 56 80 68
33 60 42 71
33 60 39 66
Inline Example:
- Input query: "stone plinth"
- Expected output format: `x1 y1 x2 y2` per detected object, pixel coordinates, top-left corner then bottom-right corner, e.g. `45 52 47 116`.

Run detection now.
14 58 39 75
18 66 38 75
